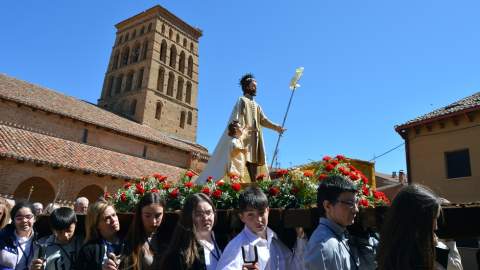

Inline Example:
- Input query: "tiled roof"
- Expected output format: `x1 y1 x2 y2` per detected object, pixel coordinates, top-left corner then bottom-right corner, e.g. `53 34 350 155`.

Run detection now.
396 92 480 129
0 124 184 180
0 73 208 154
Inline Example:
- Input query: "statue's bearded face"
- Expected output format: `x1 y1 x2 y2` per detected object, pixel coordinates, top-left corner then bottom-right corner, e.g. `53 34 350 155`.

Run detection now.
245 80 257 96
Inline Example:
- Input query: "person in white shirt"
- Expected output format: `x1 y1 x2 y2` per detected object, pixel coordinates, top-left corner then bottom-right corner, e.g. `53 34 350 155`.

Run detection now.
31 207 83 270
216 186 302 270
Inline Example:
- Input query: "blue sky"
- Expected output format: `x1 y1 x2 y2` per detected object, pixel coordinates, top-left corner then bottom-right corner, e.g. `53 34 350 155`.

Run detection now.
2 1 480 174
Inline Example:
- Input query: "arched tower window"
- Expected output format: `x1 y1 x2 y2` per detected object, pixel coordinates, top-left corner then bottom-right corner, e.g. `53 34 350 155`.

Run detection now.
167 72 174 96
141 40 148 60
125 71 134 92
121 47 130 67
155 101 162 120
185 82 192 104
160 40 167 62
106 76 114 97
183 38 187 47
176 34 180 43
179 111 186 128
179 51 186 73
157 68 165 92
169 29 173 39
130 99 137 115
131 43 141 63
147 23 152 32
115 74 124 94
161 24 165 34
187 56 193 77
140 26 145 35
136 68 144 90
112 51 120 70
176 77 184 101
187 111 192 125
169 45 177 68
190 43 194 52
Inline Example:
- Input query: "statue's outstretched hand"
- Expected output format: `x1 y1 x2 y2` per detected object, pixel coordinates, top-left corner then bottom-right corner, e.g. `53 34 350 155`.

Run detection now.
277 126 286 134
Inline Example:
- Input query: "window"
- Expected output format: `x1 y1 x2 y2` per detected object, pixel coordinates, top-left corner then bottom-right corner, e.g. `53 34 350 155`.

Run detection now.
445 149 472 179
155 102 162 120
141 41 148 60
160 40 167 62
118 35 123 45
176 34 180 43
178 51 186 73
136 68 144 90
125 72 134 92
183 38 187 47
115 74 124 94
176 77 184 101
185 82 192 104
187 56 193 77
130 99 137 115
142 145 147 158
190 43 194 52
82 129 88 143
112 51 120 70
179 111 186 128
187 111 192 125
169 45 177 68
161 24 165 34
140 26 145 35
131 44 140 63
121 47 130 66
157 68 165 92
167 72 174 96
147 23 152 32
131 30 136 39
169 29 173 39
125 33 129 41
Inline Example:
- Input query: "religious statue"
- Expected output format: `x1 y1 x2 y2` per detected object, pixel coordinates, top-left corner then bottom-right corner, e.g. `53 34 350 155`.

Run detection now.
197 73 285 183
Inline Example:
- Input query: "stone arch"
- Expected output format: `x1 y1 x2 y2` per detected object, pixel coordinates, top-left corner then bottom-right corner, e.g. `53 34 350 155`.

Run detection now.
176 77 184 101
77 185 104 204
160 40 167 62
14 177 55 205
179 51 186 73
169 45 177 68
187 56 193 77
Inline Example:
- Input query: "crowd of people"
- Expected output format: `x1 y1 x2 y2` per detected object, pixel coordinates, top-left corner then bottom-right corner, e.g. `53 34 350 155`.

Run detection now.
0 175 468 270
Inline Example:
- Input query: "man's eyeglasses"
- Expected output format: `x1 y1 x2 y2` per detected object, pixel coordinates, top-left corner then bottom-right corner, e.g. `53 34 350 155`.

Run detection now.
335 198 360 209
14 214 34 221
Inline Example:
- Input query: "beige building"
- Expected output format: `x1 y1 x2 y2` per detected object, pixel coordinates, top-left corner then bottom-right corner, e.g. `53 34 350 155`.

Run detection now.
0 5 209 205
395 92 480 203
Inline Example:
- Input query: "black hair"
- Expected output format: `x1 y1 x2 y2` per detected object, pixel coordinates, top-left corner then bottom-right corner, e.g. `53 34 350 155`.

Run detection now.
228 120 240 137
239 73 255 93
49 207 77 231
10 201 36 222
239 186 268 212
316 175 357 217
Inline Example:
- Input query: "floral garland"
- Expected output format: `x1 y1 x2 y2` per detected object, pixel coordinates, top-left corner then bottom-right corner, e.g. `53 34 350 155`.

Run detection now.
108 155 390 212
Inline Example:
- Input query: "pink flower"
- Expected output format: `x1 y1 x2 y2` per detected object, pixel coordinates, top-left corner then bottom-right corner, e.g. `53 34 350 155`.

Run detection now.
136 183 145 195
162 182 171 190
336 155 346 161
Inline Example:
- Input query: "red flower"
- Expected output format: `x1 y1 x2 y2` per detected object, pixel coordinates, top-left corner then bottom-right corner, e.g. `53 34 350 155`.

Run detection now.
123 182 131 189
162 182 171 190
212 189 222 199
348 165 357 171
120 192 127 202
339 167 350 176
277 169 289 176
151 188 159 193
135 183 145 195
256 173 267 181
349 172 359 181
318 174 328 181
206 176 213 183
361 175 369 185
362 186 369 196
269 187 280 196
216 180 225 187
322 156 332 161
169 188 179 199
303 171 314 177
325 164 335 172
336 155 346 161
359 199 369 207
201 187 210 195
185 171 195 178
154 173 167 182
231 183 242 192
330 160 339 167
184 182 193 188
373 191 385 200
291 186 299 194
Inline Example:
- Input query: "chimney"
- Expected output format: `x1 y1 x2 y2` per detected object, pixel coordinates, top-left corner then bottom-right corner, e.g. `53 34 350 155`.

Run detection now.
399 170 405 184
392 171 397 178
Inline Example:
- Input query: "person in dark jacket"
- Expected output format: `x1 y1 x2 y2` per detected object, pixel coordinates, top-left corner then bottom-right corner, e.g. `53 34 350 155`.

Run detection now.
76 200 121 270
158 193 224 270
0 201 38 270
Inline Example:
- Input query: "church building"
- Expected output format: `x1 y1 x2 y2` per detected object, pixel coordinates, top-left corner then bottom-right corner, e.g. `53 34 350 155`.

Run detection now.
0 5 209 205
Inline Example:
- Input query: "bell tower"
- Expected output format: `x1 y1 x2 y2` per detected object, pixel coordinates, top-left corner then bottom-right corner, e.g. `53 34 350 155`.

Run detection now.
98 5 202 142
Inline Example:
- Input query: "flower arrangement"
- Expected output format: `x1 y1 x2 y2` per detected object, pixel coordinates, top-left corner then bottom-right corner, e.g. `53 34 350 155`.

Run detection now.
108 155 390 212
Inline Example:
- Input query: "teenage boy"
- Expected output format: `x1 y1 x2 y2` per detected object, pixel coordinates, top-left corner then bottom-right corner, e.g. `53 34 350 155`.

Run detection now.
31 207 83 270
304 175 359 270
216 186 302 270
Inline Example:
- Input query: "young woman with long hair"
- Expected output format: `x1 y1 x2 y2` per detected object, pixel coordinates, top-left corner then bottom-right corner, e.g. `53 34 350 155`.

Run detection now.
76 200 121 270
121 192 166 270
0 198 11 230
377 184 441 270
159 193 223 270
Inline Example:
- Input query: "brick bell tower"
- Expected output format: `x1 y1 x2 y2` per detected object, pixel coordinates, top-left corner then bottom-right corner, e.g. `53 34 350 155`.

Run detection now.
98 5 202 142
